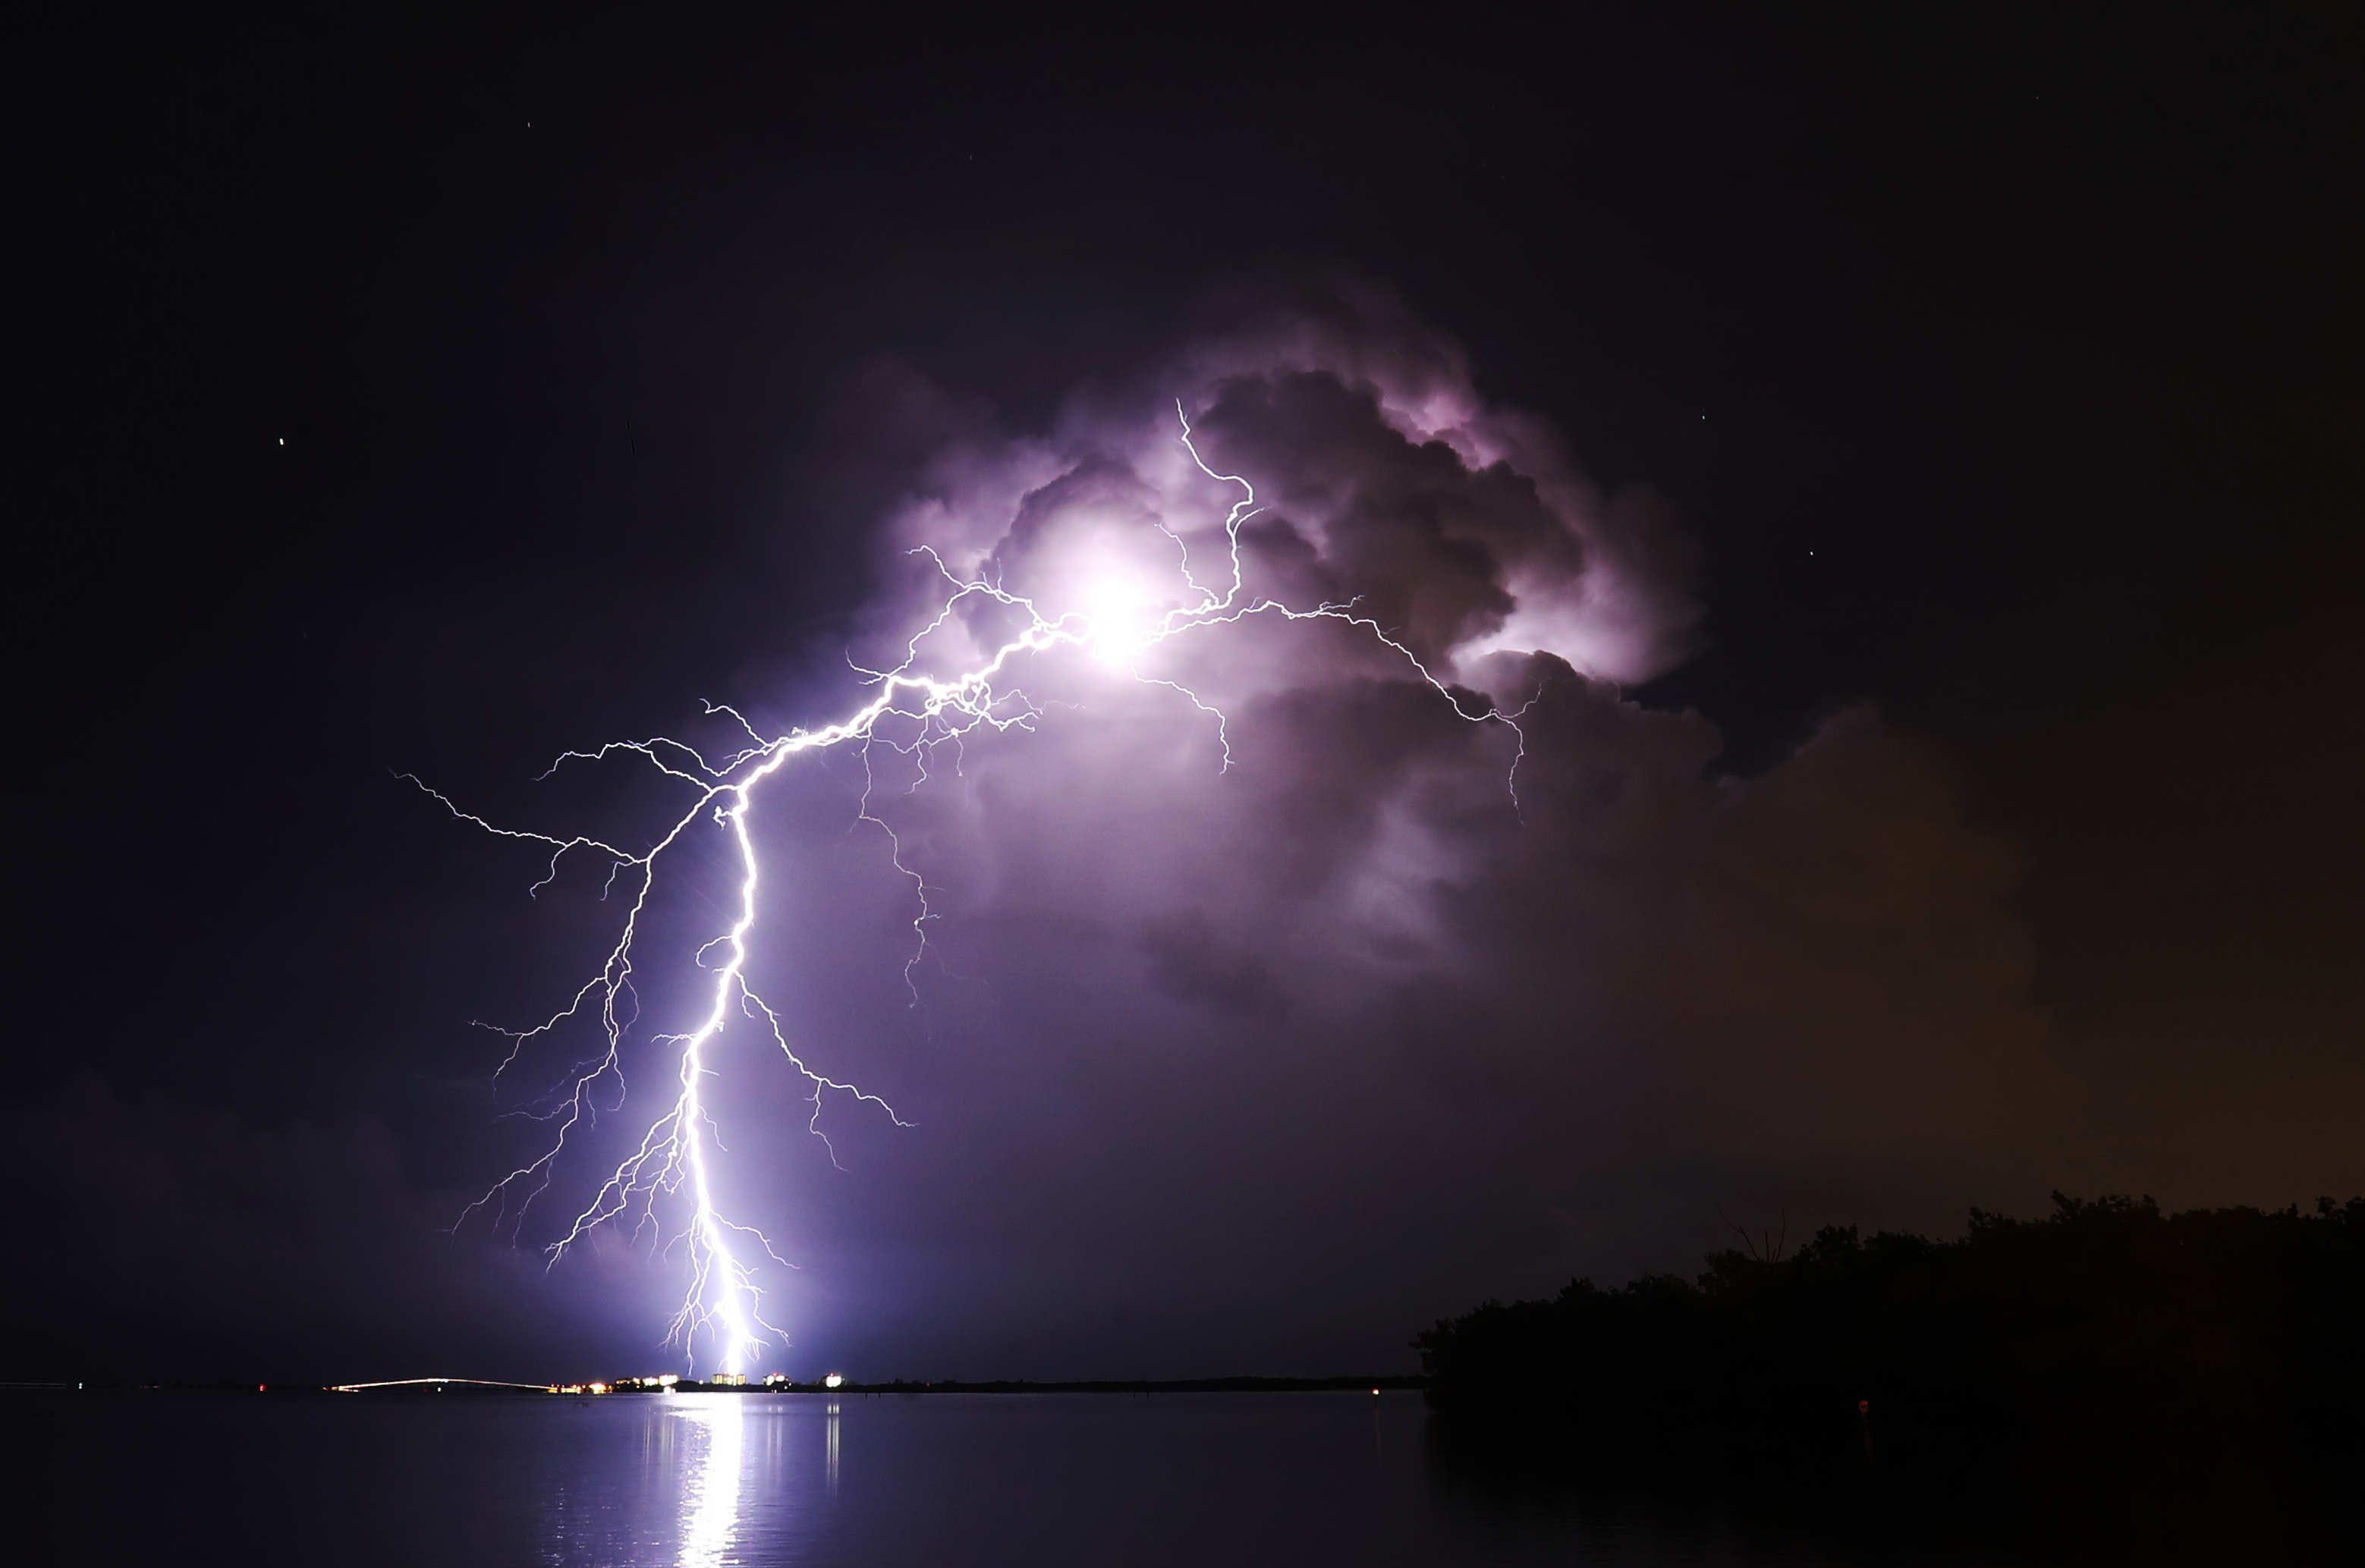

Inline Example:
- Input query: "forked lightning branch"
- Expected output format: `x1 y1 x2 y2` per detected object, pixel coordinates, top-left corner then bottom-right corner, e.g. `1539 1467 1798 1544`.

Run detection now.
416 406 1530 1373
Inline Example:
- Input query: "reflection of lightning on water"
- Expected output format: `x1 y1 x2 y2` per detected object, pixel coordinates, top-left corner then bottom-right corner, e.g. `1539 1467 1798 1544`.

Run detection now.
826 1398 841 1498
420 405 1532 1373
676 1396 743 1568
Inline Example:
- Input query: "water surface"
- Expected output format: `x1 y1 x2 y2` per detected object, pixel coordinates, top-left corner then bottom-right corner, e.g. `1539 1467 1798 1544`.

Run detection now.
20 1390 2341 1564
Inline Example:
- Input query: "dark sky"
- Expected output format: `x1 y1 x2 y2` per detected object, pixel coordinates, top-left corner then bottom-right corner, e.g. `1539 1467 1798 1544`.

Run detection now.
11 2 2362 1382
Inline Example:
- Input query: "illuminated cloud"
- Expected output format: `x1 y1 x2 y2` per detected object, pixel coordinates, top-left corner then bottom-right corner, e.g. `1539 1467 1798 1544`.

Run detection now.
771 291 2076 1370
872 284 1701 691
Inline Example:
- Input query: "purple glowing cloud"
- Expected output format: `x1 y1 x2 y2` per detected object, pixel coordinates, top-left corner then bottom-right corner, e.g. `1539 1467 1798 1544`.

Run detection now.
401 289 2067 1375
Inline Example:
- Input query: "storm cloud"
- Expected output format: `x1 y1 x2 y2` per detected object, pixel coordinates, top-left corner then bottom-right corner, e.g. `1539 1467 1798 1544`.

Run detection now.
684 294 2080 1372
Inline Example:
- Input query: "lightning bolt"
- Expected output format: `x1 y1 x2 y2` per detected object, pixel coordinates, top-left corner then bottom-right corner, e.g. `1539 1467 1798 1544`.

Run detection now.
420 404 1532 1374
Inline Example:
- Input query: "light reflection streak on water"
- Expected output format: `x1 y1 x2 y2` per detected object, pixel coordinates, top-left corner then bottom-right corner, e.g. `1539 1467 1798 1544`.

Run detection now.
826 1399 841 1499
674 1395 744 1566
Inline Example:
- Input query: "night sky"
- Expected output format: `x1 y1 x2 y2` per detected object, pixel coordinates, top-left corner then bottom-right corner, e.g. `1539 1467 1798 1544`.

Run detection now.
12 4 2362 1382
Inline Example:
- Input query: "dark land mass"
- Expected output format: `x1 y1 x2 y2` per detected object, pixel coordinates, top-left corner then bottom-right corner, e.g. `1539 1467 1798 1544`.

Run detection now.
1417 1192 2365 1563
819 1376 1423 1395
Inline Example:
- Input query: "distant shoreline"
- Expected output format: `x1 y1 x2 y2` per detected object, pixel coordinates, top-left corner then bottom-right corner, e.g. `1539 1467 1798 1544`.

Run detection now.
15 1375 1429 1397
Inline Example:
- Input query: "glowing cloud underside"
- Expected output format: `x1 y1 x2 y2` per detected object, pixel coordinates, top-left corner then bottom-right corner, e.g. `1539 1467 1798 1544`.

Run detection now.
416 407 1530 1373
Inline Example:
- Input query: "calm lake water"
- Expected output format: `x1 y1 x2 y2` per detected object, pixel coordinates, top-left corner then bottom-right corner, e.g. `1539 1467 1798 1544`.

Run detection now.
18 1390 2352 1565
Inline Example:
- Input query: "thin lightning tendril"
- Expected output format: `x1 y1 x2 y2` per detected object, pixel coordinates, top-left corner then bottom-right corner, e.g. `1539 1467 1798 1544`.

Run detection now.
419 405 1530 1374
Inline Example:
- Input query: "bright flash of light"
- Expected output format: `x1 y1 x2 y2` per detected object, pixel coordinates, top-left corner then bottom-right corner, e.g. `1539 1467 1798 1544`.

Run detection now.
416 404 1536 1374
676 1395 744 1568
1077 570 1162 669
